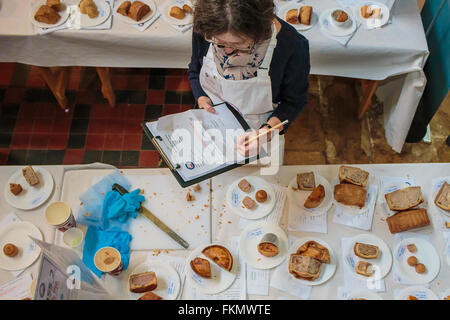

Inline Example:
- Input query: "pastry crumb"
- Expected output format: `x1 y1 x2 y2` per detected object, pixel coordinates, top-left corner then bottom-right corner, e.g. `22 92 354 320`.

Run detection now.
186 192 195 202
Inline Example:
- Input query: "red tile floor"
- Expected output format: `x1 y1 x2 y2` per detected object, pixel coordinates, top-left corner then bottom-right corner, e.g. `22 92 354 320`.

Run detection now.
0 63 196 167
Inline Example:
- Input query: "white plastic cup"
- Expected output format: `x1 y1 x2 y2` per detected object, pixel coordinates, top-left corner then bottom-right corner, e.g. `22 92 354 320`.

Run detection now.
63 227 84 248
45 201 77 232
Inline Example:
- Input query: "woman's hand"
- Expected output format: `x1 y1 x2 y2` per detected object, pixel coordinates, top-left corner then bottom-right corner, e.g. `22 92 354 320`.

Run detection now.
198 96 215 113
236 127 271 157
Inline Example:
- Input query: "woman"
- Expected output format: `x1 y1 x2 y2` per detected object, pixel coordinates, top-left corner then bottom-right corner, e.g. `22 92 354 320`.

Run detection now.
188 0 310 158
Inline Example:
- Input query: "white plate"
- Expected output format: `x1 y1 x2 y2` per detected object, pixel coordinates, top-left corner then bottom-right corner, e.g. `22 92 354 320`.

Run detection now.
346 290 383 300
0 222 43 271
396 286 438 300
331 176 377 215
355 1 390 29
75 0 111 28
287 173 333 216
343 234 392 281
278 3 318 31
319 8 357 37
4 166 54 210
125 260 180 300
287 237 337 286
393 237 440 285
161 0 193 26
30 1 70 28
239 221 288 270
185 243 237 295
432 179 450 218
226 176 276 220
114 0 156 25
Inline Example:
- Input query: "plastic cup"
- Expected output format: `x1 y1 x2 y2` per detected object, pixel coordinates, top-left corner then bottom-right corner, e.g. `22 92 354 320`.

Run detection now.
94 247 123 276
62 227 84 248
45 201 76 232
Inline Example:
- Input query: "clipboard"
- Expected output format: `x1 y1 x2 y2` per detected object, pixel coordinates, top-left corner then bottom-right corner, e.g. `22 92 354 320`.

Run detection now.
142 102 264 188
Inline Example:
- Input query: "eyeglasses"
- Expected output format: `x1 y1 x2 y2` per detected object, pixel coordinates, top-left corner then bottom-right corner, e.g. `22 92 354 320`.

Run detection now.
205 37 256 54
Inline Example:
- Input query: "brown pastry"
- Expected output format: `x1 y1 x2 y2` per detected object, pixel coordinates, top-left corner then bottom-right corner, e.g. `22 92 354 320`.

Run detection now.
408 295 419 300
355 261 373 277
22 166 40 186
10 183 23 196
242 196 255 209
128 1 151 21
190 257 211 278
296 241 330 264
286 9 299 24
139 291 163 300
386 209 430 234
299 6 312 25
434 182 450 211
444 296 450 300
354 243 379 259
255 190 267 203
289 255 322 281
238 179 251 192
182 4 194 15
297 172 315 191
46 0 61 11
334 183 367 208
34 5 61 25
79 0 99 18
129 272 157 293
170 6 185 20
202 245 233 271
361 5 372 18
257 243 279 258
186 191 195 202
304 184 325 209
407 244 417 253
3 243 19 258
407 256 418 266
117 1 131 16
372 8 381 19
446 222 450 229
333 10 349 22
415 263 426 274
384 186 424 211
339 166 370 187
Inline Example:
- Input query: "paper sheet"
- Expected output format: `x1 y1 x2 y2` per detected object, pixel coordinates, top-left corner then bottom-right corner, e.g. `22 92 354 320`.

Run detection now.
379 175 415 202
0 273 33 300
287 198 328 234
246 266 269 296
333 185 378 230
184 237 246 300
239 185 286 230
341 238 385 292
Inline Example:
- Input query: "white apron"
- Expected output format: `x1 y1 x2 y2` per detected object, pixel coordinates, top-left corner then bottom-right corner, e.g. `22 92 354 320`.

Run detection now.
199 24 285 164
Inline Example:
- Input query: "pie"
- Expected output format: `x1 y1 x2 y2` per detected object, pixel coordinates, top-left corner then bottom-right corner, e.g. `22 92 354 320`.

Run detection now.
296 241 330 264
202 245 233 272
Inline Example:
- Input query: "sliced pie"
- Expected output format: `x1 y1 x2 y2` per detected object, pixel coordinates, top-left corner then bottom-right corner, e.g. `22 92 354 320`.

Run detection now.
202 245 233 272
190 257 211 278
296 241 331 264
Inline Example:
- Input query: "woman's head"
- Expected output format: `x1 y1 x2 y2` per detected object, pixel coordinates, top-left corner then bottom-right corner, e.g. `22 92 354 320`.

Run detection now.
194 0 275 47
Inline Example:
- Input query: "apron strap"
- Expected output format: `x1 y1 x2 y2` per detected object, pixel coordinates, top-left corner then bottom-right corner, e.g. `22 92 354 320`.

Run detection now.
259 23 278 71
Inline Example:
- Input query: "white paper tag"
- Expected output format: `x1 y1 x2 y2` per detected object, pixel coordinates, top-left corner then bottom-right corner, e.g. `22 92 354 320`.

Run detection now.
246 265 269 296
0 273 33 300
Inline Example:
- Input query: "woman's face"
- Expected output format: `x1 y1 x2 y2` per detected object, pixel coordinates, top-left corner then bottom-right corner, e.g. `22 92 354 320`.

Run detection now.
213 32 254 55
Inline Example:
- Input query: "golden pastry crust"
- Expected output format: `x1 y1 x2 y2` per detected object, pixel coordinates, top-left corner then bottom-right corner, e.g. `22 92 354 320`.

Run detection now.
434 182 450 211
10 183 23 196
299 6 312 25
129 272 157 293
407 256 418 266
238 179 251 192
128 1 151 21
415 263 426 274
386 209 430 234
46 0 61 12
202 245 233 271
190 257 211 278
286 9 299 24
361 5 372 18
3 243 19 257
170 6 185 20
355 261 373 277
296 241 330 264
354 242 379 259
304 184 325 209
334 183 367 208
34 5 61 25
182 4 193 15
257 242 279 257
79 0 99 18
117 1 131 16
242 196 255 209
255 190 267 203
407 244 417 253
139 291 163 300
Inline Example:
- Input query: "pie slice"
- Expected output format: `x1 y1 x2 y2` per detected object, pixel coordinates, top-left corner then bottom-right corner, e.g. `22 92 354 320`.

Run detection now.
296 241 331 264
202 245 233 272
190 257 211 278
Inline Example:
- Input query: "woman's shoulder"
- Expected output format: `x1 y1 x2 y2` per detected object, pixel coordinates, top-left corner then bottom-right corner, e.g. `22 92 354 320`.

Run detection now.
275 16 309 54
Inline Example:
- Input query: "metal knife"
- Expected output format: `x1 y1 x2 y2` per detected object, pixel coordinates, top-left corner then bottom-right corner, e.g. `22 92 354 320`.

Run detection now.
112 183 190 249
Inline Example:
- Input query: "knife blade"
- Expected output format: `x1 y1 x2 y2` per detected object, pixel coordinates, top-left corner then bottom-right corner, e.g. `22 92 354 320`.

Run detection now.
112 183 190 249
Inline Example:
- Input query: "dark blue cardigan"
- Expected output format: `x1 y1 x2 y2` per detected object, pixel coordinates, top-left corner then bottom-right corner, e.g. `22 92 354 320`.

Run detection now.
188 17 310 133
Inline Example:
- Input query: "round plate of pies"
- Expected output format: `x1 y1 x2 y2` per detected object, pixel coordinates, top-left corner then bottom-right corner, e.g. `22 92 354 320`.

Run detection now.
331 176 377 215
393 237 440 285
278 3 318 31
114 0 156 25
4 166 54 211
161 0 194 26
186 243 237 294
75 0 111 28
287 173 333 216
30 1 71 29
239 221 288 270
125 260 180 300
396 286 438 300
355 1 390 29
346 290 383 300
226 176 276 220
0 222 42 271
287 237 337 286
343 233 392 281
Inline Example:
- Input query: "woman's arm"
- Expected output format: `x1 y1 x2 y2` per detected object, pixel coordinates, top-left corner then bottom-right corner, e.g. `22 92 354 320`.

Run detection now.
188 32 209 101
269 37 310 134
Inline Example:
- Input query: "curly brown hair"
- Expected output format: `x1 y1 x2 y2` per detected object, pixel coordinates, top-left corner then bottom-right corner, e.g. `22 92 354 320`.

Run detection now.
193 0 275 43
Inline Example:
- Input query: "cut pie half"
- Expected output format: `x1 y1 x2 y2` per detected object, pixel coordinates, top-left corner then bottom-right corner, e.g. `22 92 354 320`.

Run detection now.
190 257 211 278
202 245 233 272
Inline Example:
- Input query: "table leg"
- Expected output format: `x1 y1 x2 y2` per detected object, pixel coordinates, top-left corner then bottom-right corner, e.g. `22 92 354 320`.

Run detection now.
36 66 70 111
96 67 116 108
358 79 379 120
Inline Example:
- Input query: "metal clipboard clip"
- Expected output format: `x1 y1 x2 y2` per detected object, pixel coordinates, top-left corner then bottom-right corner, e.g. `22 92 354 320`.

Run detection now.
152 136 181 171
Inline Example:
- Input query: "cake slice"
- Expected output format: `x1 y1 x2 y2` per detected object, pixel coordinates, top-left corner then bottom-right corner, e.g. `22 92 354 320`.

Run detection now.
354 243 379 259
355 261 374 277
297 172 315 191
129 272 157 293
289 255 322 281
434 182 450 211
22 166 40 186
385 186 424 211
338 166 369 187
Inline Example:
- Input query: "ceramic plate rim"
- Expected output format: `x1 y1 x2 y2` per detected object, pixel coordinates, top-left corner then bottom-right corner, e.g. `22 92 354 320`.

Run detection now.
239 221 288 270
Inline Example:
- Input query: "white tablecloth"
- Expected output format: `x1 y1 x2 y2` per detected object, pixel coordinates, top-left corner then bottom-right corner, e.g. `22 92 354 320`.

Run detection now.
1 163 448 300
0 0 428 151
